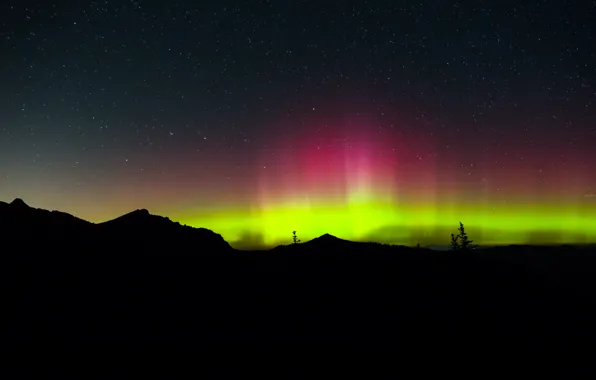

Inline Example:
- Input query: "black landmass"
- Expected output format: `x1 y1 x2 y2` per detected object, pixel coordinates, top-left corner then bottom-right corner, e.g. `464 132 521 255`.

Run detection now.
2 199 596 375
0 198 232 252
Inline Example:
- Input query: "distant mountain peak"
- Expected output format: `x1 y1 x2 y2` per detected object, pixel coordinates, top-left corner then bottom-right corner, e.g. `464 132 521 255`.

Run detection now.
129 209 150 217
10 198 29 208
320 233 337 238
97 208 155 226
0 199 231 250
308 233 350 245
315 233 342 241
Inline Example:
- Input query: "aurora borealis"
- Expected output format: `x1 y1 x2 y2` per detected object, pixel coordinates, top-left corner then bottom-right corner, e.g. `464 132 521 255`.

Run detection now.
173 115 596 249
1 1 595 249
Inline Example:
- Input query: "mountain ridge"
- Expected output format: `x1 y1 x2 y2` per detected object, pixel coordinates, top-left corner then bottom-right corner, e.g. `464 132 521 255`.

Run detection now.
0 198 231 252
2 198 592 253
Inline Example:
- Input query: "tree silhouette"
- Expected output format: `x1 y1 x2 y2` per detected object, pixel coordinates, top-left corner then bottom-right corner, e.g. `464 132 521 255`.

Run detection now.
292 230 301 244
450 233 460 251
451 222 475 251
457 222 474 250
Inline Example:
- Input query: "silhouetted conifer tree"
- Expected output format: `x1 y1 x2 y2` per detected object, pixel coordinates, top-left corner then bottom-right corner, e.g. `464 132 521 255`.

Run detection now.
457 222 474 250
450 222 475 251
450 233 460 251
292 231 301 244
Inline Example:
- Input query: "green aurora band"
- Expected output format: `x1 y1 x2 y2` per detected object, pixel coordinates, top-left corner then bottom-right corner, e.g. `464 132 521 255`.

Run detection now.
174 123 596 249
178 200 596 249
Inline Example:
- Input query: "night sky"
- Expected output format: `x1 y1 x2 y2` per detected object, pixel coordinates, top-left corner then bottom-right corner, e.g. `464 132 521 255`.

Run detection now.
1 0 595 248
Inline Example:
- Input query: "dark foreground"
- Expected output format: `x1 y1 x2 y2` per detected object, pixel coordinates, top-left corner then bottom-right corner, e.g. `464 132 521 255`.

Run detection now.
4 243 596 376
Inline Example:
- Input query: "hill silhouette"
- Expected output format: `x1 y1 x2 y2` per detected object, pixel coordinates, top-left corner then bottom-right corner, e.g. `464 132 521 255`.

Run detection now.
0 198 231 252
0 198 94 239
304 233 355 248
271 233 355 252
3 198 596 375
97 207 230 249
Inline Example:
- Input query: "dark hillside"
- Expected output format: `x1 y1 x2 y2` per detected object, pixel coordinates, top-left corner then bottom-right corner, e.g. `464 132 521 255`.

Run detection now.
2 200 596 374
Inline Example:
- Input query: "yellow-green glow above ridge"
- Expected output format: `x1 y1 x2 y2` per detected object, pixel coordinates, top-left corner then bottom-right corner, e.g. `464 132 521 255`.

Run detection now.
177 199 595 249
172 124 596 249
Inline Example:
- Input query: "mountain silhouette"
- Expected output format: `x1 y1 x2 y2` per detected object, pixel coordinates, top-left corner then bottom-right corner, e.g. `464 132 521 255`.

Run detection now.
302 233 360 250
3 198 596 371
0 198 94 239
309 233 345 243
10 198 29 208
97 207 231 249
270 233 400 256
0 198 396 255
0 198 231 252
